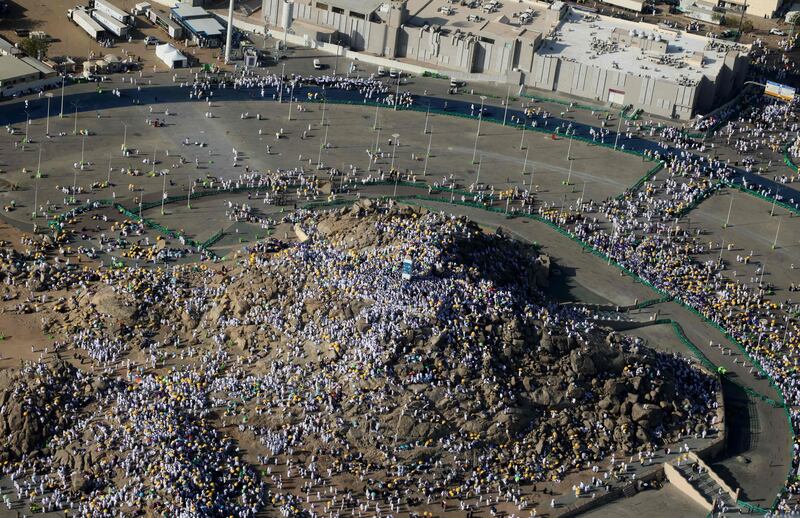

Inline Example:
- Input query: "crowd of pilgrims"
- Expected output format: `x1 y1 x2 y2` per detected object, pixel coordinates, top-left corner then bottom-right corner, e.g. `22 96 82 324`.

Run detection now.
0 203 721 517
521 145 800 511
1 63 800 515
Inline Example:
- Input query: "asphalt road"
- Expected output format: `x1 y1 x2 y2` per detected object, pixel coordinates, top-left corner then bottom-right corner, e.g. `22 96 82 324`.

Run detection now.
2 75 799 210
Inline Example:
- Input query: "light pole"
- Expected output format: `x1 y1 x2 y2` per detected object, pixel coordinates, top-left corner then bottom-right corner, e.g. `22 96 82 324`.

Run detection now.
476 154 482 187
333 33 340 75
33 172 39 219
724 194 734 228
224 0 234 63
373 103 379 131
503 85 510 126
567 130 573 162
772 217 782 250
529 164 535 191
423 103 430 135
519 121 526 150
288 80 295 120
391 133 400 196
121 121 128 155
472 95 487 164
279 62 286 103
73 102 79 135
320 95 327 126
394 80 400 111
613 114 623 151
566 159 573 187
423 126 432 177
36 146 43 179
59 75 65 118
45 93 53 136
318 125 329 169
522 147 529 176
161 172 167 215
71 167 78 205
80 133 86 167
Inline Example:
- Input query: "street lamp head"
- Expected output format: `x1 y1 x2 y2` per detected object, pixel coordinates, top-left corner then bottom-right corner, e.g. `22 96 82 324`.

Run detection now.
480 95 487 101
392 133 400 139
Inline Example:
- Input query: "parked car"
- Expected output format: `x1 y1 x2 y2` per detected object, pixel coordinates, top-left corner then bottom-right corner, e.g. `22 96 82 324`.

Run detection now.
313 58 323 69
770 28 786 35
143 36 159 45
389 68 399 78
377 66 387 76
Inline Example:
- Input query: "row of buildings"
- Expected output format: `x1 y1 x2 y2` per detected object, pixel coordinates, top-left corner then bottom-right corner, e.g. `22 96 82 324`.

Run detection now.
261 0 749 119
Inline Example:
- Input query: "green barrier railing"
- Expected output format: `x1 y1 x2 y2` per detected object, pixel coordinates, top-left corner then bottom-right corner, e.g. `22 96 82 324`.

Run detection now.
737 499 769 514
721 180 800 217
113 202 219 259
618 162 665 199
201 229 225 249
47 199 113 229
421 71 449 80
634 296 672 309
520 92 608 113
668 320 718 374
783 142 799 173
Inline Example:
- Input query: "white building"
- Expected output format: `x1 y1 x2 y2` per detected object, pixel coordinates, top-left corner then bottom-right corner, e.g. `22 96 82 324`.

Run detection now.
262 0 748 119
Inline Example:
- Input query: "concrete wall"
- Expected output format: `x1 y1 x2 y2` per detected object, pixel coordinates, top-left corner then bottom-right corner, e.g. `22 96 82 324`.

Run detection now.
688 452 739 501
259 0 744 119
0 75 61 98
663 463 714 512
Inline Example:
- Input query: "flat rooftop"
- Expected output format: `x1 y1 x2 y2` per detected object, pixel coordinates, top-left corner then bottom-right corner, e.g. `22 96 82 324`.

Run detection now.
0 55 38 82
407 0 554 39
171 3 209 19
542 10 745 83
185 17 224 37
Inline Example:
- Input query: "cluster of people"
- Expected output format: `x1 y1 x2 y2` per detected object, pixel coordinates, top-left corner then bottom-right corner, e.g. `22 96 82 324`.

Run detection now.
0 199 722 516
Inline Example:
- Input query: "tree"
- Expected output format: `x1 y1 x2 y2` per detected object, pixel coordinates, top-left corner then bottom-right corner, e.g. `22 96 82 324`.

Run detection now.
789 12 800 36
18 37 49 60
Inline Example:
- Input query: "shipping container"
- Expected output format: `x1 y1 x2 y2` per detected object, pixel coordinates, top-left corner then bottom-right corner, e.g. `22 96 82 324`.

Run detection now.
68 7 106 40
93 0 132 25
92 9 129 37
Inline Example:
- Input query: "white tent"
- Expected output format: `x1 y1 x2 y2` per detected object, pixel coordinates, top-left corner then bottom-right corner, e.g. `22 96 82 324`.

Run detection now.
155 43 187 69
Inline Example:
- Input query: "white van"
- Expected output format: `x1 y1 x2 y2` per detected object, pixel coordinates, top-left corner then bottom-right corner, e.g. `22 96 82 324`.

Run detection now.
377 65 386 76
313 59 323 69
389 68 399 78
450 78 465 88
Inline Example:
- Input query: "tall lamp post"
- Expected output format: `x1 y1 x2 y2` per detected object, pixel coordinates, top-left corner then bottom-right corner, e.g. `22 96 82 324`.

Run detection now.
121 121 128 155
224 0 234 64
391 133 400 196
59 75 65 118
45 93 53 137
72 101 80 135
472 95 487 164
